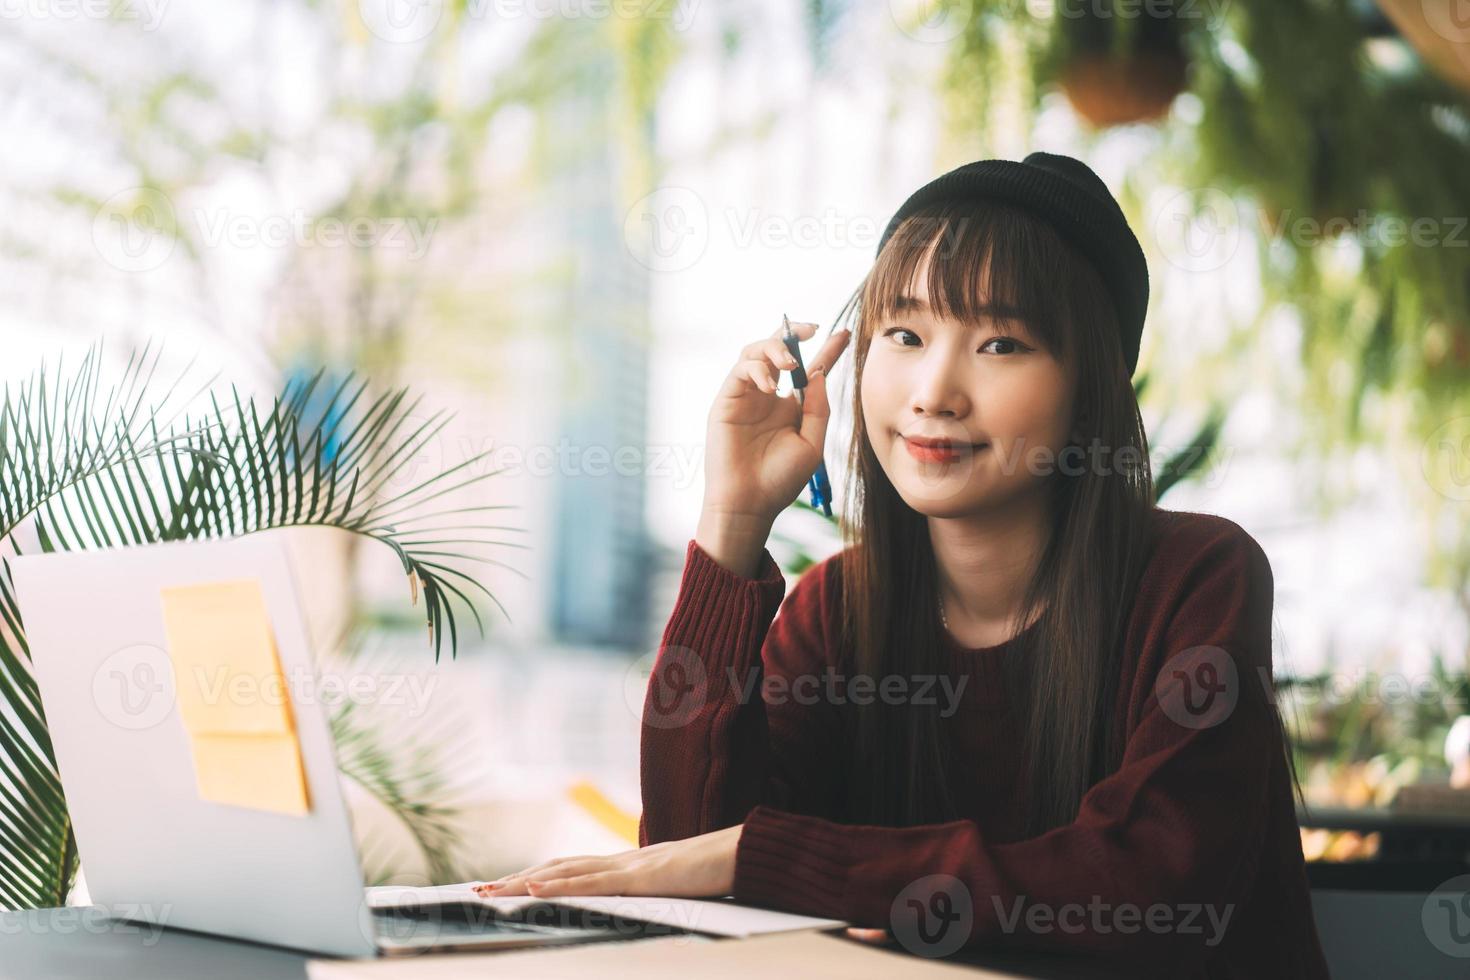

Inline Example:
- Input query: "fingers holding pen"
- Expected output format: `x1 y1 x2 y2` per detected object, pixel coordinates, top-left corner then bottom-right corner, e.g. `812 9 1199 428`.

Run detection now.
737 336 802 394
771 319 818 341
720 321 846 400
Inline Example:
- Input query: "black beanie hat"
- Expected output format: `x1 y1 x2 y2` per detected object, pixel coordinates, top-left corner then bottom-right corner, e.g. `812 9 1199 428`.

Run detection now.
875 151 1149 377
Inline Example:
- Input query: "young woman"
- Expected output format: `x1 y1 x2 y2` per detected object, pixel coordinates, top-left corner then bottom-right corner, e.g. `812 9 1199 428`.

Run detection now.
477 154 1330 978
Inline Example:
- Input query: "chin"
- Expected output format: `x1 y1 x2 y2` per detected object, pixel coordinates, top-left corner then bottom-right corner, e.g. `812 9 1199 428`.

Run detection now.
897 491 986 519
886 467 992 518
884 452 1032 519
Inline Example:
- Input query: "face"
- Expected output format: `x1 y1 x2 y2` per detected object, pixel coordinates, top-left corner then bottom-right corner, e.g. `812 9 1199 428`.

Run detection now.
860 251 1081 518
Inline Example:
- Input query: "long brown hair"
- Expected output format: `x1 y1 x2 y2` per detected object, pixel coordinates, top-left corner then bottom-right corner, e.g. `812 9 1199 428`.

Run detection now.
831 199 1157 837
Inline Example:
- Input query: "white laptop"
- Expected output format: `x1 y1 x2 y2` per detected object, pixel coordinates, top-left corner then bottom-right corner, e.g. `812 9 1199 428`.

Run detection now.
8 529 648 957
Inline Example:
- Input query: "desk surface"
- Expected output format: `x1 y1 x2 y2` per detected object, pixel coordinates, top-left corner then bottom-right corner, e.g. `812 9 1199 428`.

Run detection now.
1 907 1125 980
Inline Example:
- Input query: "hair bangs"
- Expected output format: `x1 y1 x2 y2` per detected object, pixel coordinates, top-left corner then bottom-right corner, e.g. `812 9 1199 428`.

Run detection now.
859 200 1081 362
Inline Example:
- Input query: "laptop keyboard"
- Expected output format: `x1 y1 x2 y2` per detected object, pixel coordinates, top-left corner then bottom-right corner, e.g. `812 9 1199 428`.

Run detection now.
372 903 604 941
370 898 694 950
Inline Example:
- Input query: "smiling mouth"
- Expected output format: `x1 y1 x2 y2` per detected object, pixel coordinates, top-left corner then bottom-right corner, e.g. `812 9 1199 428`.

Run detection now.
901 436 987 463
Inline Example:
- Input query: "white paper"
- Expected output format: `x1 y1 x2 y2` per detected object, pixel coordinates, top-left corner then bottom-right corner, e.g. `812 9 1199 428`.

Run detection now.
365 884 848 938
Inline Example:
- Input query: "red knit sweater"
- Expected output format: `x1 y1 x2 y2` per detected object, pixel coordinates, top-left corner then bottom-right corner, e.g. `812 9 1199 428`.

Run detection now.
638 507 1329 978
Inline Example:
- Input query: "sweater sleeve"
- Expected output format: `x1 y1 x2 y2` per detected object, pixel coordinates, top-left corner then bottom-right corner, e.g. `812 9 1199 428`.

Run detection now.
638 538 844 847
731 526 1286 970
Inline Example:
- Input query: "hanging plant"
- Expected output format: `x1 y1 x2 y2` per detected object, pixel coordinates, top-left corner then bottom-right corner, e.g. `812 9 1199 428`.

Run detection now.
1177 2 1470 455
1049 2 1191 128
1253 112 1373 240
1375 0 1470 94
945 0 1470 447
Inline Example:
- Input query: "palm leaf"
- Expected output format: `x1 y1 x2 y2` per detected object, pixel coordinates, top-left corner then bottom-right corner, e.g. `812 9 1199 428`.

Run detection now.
1153 403 1228 503
330 688 464 886
0 342 516 909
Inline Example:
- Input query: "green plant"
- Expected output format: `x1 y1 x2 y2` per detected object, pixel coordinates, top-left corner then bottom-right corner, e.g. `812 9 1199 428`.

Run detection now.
331 688 464 887
0 343 515 909
1282 649 1470 776
941 0 1470 666
947 1 1470 424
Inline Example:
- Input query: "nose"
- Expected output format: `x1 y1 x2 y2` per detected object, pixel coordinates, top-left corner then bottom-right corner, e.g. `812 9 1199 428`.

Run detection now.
908 346 971 419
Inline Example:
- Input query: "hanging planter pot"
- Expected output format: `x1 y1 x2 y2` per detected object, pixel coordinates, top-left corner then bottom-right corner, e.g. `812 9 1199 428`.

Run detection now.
1423 319 1470 374
1055 10 1189 128
1375 0 1470 95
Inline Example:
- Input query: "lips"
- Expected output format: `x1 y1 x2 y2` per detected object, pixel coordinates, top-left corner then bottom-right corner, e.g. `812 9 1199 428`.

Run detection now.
901 435 986 463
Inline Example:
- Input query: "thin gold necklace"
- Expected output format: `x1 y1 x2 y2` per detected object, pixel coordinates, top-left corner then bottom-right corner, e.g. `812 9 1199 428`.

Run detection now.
939 593 949 630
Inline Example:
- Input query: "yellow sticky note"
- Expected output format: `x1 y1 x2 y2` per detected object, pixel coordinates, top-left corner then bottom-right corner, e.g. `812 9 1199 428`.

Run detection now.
160 579 293 735
160 579 312 817
188 733 311 816
568 780 640 845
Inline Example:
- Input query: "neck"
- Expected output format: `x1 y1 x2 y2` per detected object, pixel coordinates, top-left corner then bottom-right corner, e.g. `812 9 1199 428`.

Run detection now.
929 489 1050 633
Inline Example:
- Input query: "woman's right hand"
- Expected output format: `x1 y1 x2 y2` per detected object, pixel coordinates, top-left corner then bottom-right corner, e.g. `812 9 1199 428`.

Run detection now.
701 320 852 528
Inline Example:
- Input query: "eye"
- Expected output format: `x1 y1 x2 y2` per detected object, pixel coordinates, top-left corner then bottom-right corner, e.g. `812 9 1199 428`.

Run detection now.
982 336 1029 355
879 328 1032 355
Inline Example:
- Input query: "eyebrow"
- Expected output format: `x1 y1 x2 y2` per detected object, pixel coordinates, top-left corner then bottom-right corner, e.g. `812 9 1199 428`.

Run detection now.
893 293 1028 321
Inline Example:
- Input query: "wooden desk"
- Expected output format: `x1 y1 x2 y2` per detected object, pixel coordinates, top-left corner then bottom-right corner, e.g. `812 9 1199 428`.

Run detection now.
1 907 1136 980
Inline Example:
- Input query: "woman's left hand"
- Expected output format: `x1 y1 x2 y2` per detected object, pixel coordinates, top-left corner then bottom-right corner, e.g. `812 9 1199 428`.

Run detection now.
472 824 743 900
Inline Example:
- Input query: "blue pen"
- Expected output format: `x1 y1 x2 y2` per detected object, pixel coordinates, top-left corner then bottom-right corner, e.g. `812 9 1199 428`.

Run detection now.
781 314 834 518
